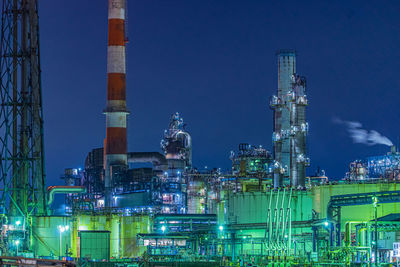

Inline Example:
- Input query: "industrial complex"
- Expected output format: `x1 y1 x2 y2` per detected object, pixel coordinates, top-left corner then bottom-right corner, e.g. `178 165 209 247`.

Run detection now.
0 0 399 266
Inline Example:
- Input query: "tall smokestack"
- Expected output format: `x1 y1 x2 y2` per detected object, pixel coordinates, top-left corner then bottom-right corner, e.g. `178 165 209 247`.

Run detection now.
104 0 128 207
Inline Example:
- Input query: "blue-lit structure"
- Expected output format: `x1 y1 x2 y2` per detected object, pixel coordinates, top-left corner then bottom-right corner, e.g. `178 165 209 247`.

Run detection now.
345 146 400 180
63 113 192 215
367 147 400 179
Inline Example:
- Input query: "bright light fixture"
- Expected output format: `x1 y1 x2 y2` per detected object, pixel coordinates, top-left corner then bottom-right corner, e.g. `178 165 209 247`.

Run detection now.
58 224 70 233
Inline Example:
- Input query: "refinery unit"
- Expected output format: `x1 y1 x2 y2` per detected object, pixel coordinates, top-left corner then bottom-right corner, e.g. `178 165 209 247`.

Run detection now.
0 1 400 267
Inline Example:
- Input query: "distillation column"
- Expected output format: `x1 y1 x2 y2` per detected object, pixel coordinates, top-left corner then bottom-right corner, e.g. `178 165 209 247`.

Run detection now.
271 50 296 188
270 50 309 188
104 0 128 207
291 74 308 187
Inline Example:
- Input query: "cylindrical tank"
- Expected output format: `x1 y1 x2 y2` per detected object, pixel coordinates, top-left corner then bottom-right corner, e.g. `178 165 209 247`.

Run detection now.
32 216 72 258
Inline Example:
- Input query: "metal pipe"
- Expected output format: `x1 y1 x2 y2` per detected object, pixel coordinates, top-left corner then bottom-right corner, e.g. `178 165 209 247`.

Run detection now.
272 189 280 252
273 162 283 189
287 190 292 254
47 186 86 206
374 200 378 266
265 189 273 250
344 221 367 247
175 130 192 167
127 152 167 169
290 102 297 187
284 188 292 254
278 188 286 251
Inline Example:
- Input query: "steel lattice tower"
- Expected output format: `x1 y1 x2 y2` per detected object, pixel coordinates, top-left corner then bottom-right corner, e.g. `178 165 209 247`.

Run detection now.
0 0 47 222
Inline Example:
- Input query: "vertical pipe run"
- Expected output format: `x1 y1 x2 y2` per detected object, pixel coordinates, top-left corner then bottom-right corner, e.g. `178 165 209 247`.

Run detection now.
287 189 292 254
374 202 378 266
290 101 297 187
104 0 129 207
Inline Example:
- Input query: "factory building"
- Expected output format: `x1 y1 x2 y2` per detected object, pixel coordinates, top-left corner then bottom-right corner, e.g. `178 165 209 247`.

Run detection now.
35 42 400 264
1 1 400 266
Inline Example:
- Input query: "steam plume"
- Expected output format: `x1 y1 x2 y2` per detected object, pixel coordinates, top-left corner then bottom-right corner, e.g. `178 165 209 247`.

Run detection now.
333 118 393 147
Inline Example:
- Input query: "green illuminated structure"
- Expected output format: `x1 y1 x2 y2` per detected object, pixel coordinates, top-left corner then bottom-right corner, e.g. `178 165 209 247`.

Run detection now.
0 0 47 256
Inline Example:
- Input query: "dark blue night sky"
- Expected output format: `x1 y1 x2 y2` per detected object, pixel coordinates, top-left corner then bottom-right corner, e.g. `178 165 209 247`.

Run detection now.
39 0 400 186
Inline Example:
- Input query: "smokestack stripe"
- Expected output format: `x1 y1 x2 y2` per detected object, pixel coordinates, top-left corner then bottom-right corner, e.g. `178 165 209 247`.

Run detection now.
107 73 126 100
108 19 125 46
108 1 125 20
107 46 126 74
106 128 127 155
106 112 127 128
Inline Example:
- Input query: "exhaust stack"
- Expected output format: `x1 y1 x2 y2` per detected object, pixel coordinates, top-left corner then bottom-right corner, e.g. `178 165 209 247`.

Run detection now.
104 0 128 207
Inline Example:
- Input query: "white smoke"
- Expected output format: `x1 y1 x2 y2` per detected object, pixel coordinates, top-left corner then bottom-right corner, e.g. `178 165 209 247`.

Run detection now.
333 117 393 147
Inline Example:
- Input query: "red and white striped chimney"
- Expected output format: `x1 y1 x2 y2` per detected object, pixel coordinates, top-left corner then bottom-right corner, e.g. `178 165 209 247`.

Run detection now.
104 0 128 207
